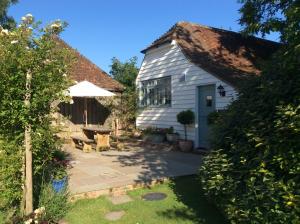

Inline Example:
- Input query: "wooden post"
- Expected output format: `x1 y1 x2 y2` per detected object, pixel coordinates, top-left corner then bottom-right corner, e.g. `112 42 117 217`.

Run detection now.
84 98 87 126
114 118 119 136
25 71 33 215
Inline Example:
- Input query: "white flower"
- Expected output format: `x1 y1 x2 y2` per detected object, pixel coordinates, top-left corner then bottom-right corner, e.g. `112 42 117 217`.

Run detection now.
1 29 9 35
48 20 63 33
50 23 61 29
11 40 19 44
34 206 45 219
63 73 67 77
43 59 51 64
25 13 33 18
21 13 34 24
24 218 33 224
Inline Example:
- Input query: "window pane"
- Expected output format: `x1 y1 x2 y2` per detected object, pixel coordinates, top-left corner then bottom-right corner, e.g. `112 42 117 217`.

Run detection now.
141 76 171 107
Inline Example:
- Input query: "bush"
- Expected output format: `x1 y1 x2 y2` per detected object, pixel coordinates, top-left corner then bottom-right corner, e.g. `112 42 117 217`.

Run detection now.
38 183 69 223
177 110 195 140
199 50 300 223
141 126 168 135
0 14 72 217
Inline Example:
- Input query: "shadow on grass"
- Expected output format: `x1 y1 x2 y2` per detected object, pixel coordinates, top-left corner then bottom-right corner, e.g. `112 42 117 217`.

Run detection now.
158 175 228 224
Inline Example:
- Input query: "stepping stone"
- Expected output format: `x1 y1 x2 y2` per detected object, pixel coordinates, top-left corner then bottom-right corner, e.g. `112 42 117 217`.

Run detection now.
107 195 133 205
105 210 125 221
142 192 167 201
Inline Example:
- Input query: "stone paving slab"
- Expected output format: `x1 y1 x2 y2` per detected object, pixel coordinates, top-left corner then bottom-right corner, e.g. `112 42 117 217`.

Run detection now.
107 195 133 205
64 144 202 195
104 210 125 221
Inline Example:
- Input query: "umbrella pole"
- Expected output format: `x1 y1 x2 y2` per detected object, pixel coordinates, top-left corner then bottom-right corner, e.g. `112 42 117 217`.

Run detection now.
84 98 87 126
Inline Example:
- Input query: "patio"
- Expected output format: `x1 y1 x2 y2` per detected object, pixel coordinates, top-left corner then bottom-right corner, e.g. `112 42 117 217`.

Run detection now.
64 142 202 198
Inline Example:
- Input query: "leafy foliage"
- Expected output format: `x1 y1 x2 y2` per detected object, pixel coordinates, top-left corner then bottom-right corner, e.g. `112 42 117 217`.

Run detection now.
177 110 195 140
0 15 73 215
110 57 138 91
110 57 138 128
239 0 300 45
38 183 70 223
0 0 18 29
177 110 195 126
200 1 300 223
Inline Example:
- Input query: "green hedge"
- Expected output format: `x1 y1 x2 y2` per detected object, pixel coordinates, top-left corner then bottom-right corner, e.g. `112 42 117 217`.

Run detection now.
199 51 300 223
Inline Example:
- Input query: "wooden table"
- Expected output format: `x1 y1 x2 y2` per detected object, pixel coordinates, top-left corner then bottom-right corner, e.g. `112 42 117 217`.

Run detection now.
82 127 112 151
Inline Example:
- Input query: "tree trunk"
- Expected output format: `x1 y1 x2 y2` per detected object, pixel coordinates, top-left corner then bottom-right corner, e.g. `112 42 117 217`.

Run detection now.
25 71 33 215
20 150 26 215
184 125 187 141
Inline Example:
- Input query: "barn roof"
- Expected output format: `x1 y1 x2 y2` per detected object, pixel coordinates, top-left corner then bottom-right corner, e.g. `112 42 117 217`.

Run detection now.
141 22 280 87
55 37 124 92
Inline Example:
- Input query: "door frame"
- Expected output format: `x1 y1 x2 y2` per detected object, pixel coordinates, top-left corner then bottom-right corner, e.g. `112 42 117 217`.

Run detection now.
195 84 216 149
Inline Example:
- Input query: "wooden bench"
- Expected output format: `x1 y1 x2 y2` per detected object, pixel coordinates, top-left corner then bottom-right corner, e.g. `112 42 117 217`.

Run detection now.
71 136 94 153
82 127 112 151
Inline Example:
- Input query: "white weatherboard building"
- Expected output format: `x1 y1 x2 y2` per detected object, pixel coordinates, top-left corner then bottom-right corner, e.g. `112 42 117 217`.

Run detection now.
136 22 279 149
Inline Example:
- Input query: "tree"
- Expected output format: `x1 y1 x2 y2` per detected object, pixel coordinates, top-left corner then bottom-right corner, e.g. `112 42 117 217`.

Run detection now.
0 0 18 29
110 57 139 128
110 57 138 90
177 110 195 141
239 0 300 45
0 14 72 216
199 1 300 223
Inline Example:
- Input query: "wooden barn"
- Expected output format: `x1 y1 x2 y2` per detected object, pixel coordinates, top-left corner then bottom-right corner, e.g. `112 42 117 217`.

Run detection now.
54 38 123 136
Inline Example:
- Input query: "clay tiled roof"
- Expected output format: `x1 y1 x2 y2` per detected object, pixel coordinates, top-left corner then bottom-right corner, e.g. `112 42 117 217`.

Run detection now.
55 37 123 92
142 22 280 88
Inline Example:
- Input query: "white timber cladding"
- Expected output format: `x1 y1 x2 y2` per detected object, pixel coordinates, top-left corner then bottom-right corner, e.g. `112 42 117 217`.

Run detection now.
136 41 238 144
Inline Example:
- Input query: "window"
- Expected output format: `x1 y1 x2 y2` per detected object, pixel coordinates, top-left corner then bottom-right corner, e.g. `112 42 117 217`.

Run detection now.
206 95 213 107
140 76 171 107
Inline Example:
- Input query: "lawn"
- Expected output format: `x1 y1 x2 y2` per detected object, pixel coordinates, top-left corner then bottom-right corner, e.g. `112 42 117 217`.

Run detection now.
64 175 227 224
0 211 3 223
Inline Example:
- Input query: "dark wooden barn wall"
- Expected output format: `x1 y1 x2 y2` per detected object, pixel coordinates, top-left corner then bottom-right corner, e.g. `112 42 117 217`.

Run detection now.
59 97 110 125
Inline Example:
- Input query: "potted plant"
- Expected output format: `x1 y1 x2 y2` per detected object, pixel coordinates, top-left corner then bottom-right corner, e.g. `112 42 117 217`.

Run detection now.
51 150 69 192
142 127 166 143
177 110 195 152
166 126 179 143
52 166 68 193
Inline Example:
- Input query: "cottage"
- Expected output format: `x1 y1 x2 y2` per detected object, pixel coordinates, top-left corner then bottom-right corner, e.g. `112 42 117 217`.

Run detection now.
136 22 279 149
55 38 123 134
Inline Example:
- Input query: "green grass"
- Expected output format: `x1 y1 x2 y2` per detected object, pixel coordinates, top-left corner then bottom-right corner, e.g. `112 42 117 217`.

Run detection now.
65 176 227 224
0 211 3 224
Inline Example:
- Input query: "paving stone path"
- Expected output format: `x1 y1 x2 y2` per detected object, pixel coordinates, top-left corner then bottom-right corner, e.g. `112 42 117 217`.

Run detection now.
65 144 202 195
104 210 125 221
107 194 133 205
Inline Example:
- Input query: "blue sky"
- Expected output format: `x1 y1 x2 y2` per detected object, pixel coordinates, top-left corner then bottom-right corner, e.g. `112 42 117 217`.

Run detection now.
9 0 279 73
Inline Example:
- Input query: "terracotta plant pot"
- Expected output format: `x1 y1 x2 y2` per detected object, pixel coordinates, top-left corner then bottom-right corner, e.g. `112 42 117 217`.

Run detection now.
178 140 193 152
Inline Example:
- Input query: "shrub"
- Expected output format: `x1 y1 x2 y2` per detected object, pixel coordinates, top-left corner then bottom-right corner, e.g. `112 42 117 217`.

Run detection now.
141 126 168 135
0 14 72 217
38 183 69 223
177 110 195 140
199 51 300 223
